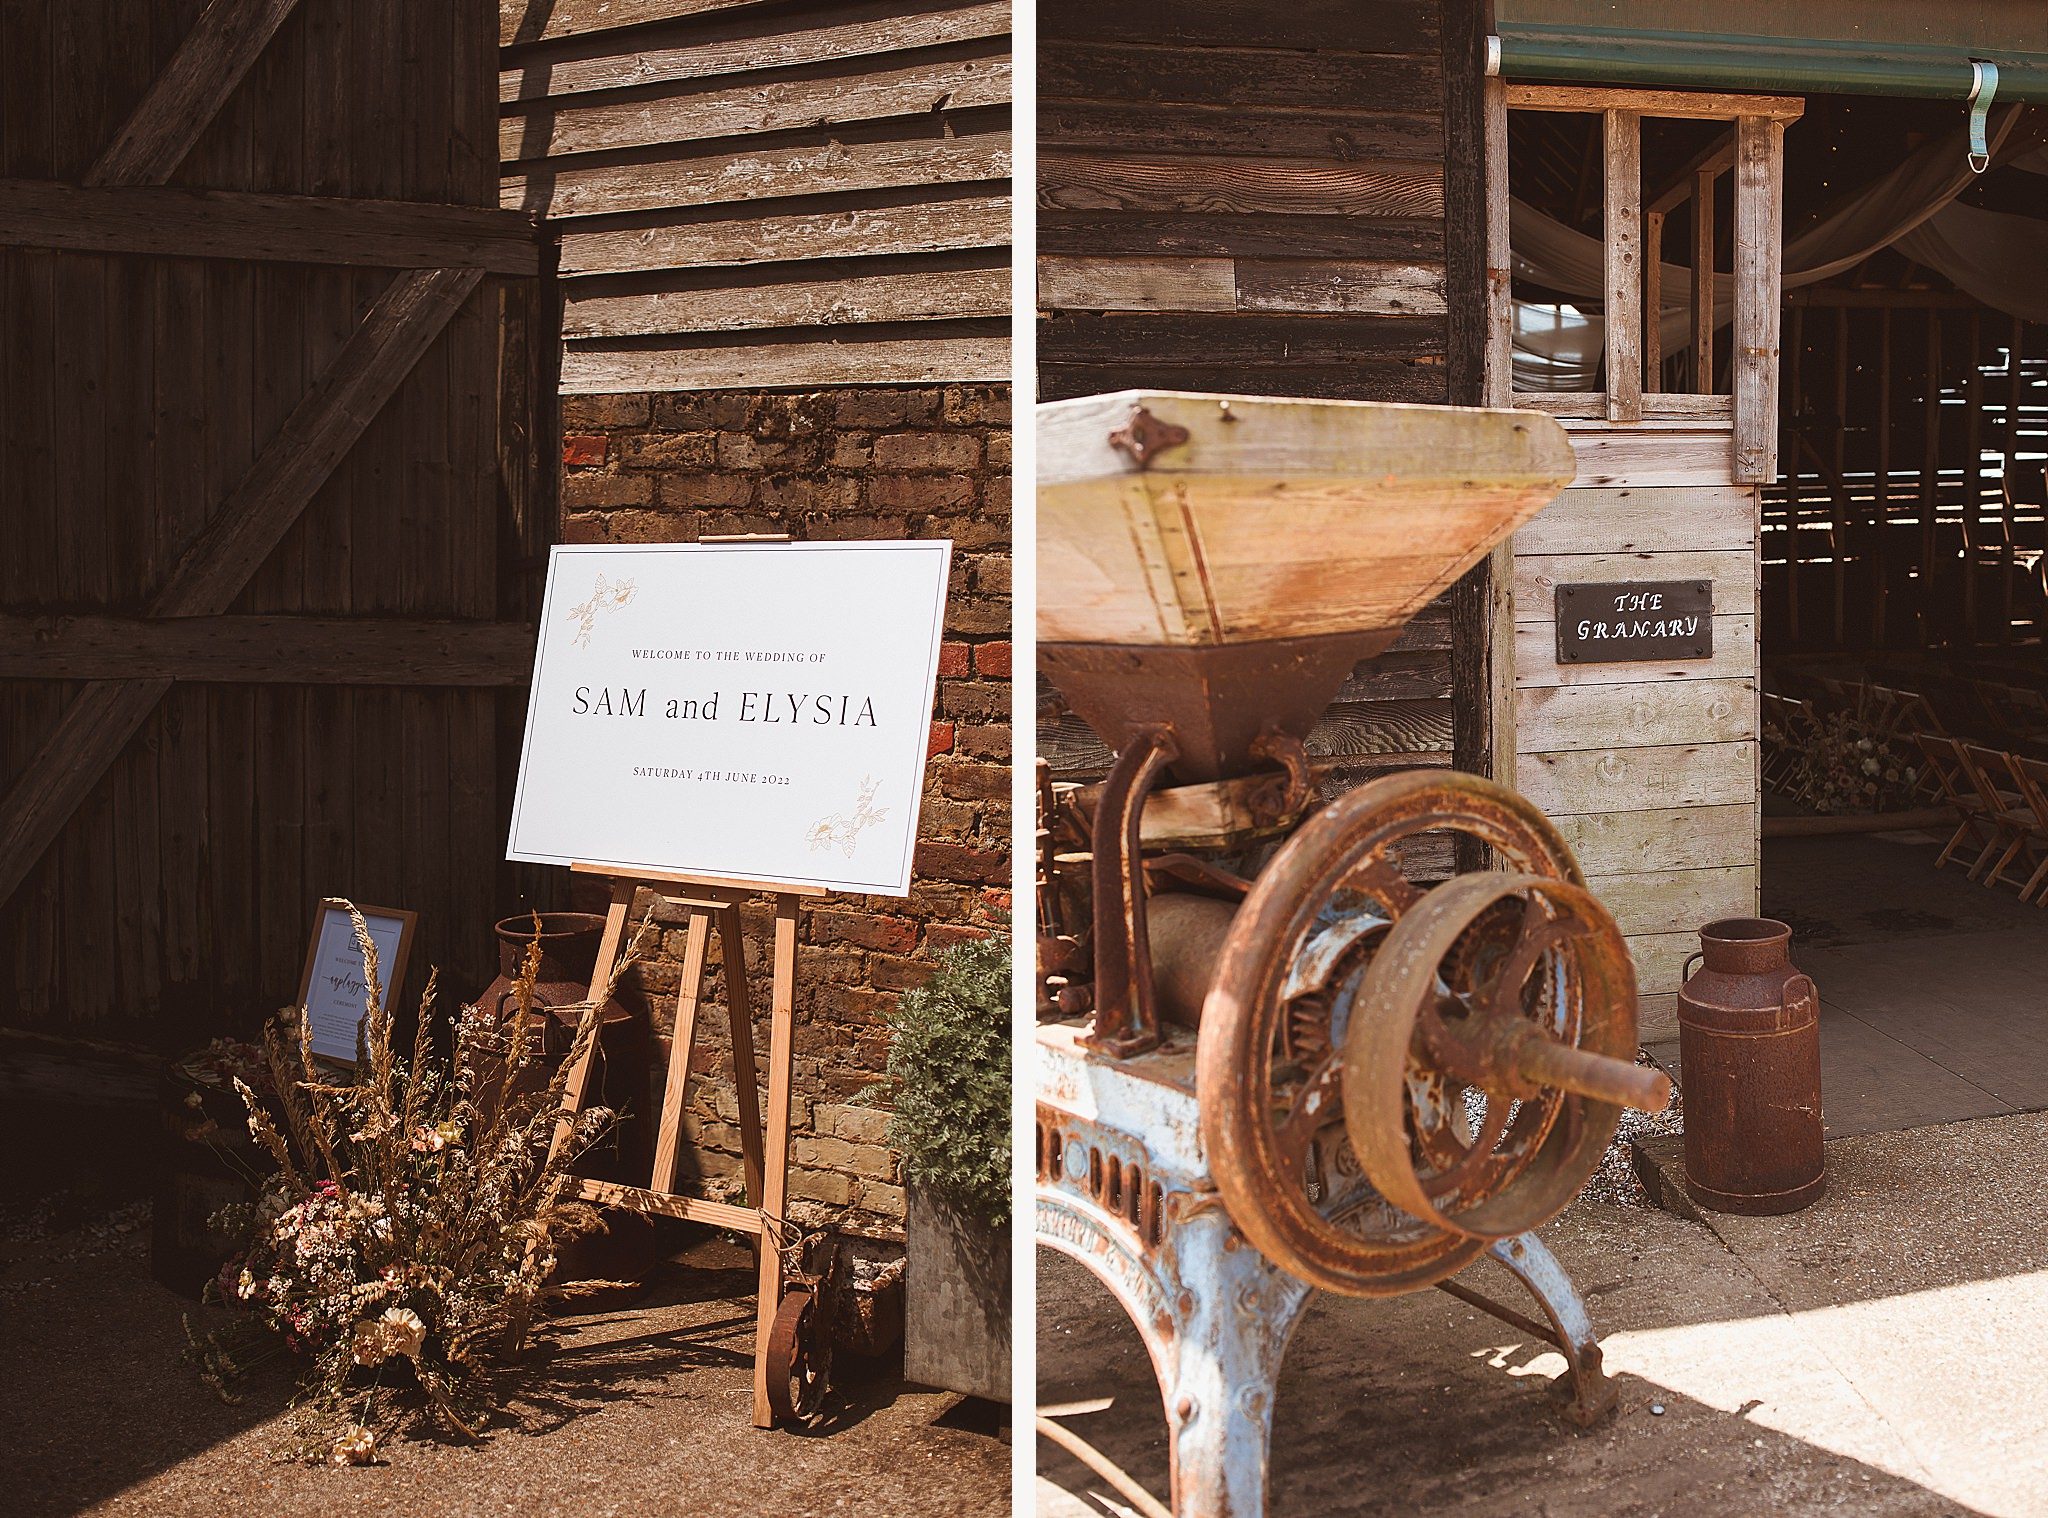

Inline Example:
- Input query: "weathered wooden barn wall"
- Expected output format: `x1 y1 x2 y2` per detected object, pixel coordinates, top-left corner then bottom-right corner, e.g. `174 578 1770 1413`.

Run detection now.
1035 0 1493 797
499 0 1012 394
1511 425 1761 1039
0 0 538 1050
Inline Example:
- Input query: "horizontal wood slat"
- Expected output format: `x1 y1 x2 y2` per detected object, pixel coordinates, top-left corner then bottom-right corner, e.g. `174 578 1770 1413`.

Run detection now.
501 0 1012 102
1552 803 1757 877
1513 486 1756 555
1513 549 1755 618
564 259 1007 337
1036 255 1445 316
1516 741 1756 814
504 121 1011 220
1516 678 1756 752
1564 426 1736 489
0 616 537 684
0 180 540 274
555 190 1009 276
560 330 1009 392
1582 864 1759 940
1042 0 1434 51
500 48 1010 162
1040 151 1441 218
1044 101 1441 161
1041 41 1439 113
1626 931 1704 995
502 0 772 48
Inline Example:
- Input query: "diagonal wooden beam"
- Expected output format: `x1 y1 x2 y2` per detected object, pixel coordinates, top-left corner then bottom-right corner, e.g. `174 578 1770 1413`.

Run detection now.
87 0 303 187
0 266 482 906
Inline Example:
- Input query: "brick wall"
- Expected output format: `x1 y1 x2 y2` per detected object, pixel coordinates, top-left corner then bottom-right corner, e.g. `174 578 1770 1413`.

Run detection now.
556 383 1011 1233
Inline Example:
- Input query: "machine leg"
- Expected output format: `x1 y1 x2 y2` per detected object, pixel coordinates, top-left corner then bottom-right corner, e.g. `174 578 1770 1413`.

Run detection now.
1487 1233 1616 1426
1163 1208 1314 1518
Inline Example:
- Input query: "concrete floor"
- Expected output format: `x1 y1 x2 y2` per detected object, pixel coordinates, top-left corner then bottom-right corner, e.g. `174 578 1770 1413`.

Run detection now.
1038 1110 2048 1518
1648 831 2048 1138
1 1213 1007 1518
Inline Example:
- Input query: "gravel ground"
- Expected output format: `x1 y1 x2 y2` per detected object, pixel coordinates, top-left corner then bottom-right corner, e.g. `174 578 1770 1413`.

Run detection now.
0 1200 1008 1518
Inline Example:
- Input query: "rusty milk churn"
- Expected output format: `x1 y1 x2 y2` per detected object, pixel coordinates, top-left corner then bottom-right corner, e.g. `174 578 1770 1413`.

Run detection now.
1676 917 1825 1215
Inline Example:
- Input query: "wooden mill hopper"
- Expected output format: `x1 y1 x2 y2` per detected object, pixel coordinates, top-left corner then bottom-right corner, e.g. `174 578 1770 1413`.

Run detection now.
1039 391 1578 781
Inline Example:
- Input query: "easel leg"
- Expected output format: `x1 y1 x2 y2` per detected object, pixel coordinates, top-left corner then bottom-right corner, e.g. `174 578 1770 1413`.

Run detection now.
650 908 713 1193
719 904 766 1206
752 892 799 1428
545 880 634 1169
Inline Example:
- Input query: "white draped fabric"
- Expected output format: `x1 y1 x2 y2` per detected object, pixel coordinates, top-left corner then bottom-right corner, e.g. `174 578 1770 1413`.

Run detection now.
1511 106 2048 389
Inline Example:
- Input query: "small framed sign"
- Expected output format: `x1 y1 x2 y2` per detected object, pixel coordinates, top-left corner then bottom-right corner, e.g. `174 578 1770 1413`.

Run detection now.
297 899 417 1065
1555 580 1714 665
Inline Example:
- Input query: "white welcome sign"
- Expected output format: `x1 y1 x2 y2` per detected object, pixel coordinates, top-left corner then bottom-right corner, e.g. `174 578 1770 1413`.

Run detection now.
507 541 952 896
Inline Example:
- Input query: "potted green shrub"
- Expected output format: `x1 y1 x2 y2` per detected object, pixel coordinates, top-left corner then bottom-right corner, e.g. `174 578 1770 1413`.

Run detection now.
870 932 1010 1402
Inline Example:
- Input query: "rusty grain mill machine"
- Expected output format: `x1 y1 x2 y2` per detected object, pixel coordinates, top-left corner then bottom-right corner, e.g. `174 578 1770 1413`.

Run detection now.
1034 392 1675 1518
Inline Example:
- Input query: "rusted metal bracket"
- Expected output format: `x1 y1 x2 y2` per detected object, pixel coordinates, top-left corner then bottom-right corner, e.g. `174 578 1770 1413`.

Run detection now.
1084 725 1180 1056
1107 404 1191 469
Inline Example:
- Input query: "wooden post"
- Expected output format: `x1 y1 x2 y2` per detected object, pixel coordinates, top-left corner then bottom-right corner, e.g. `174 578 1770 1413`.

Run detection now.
1732 114 1785 484
1692 168 1717 393
650 907 713 1193
1603 109 1642 423
753 893 800 1428
1466 73 1519 806
1644 209 1664 390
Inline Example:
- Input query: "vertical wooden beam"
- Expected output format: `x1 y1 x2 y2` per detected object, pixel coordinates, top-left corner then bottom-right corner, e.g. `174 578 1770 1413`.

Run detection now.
87 0 303 187
1832 306 1849 649
2004 316 2025 643
1447 1 1513 827
1692 169 1717 392
1874 308 1892 646
1481 76 1513 409
1644 209 1664 389
1963 309 1984 644
1921 307 1943 644
1603 109 1642 423
1784 306 1803 644
1733 114 1785 484
752 893 800 1429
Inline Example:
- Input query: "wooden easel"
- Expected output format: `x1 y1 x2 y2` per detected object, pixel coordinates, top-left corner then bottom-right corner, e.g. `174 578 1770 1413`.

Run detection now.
545 862 825 1428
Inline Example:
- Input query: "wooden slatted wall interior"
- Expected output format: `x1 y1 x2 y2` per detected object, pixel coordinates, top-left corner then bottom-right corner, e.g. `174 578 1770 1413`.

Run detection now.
0 0 527 1047
1767 297 2048 653
1035 0 1483 799
500 0 1013 394
1511 423 1761 1041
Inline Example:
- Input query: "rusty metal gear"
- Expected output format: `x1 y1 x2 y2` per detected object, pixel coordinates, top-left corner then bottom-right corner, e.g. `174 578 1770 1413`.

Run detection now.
764 1287 830 1425
1195 770 1595 1297
1343 870 1664 1241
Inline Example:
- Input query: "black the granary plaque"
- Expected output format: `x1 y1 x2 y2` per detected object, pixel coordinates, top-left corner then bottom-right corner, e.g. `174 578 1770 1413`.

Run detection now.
1555 580 1713 664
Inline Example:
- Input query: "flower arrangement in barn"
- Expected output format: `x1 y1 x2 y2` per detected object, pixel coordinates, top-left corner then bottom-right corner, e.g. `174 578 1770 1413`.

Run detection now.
1778 708 1921 815
205 904 652 1464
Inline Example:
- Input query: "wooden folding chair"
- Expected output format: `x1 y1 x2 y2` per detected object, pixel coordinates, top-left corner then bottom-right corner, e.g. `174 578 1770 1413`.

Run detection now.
1956 743 2037 887
2005 753 2048 905
1915 733 1998 874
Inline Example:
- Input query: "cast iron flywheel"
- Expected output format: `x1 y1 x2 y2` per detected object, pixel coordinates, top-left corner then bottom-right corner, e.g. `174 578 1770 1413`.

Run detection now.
1194 770 1664 1297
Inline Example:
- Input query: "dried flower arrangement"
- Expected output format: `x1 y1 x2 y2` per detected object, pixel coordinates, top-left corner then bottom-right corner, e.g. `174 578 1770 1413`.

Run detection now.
1771 708 1922 815
203 904 652 1464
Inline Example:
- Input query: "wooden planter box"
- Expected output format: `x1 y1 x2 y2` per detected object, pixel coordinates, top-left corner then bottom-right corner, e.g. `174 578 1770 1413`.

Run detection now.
904 1181 1011 1403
